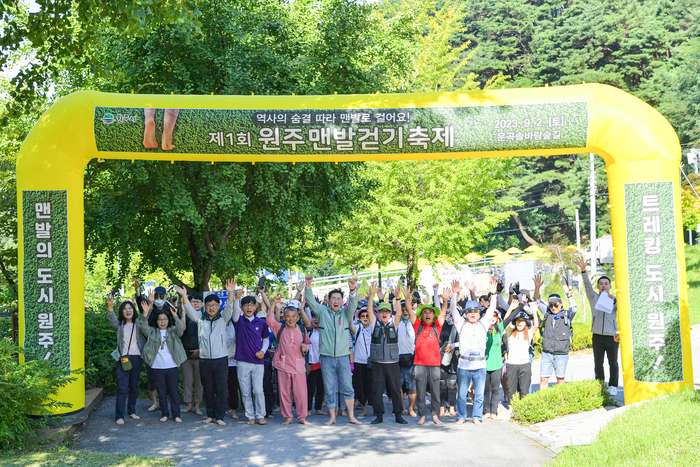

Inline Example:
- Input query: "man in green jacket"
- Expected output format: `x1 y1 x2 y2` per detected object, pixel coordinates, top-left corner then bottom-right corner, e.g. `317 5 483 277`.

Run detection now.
305 275 361 426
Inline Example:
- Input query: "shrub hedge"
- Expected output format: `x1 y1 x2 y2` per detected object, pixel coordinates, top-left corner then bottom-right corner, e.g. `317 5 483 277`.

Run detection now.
511 379 614 425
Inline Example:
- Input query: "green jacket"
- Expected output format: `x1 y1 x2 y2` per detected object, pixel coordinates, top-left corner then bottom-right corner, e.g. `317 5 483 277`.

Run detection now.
305 288 357 358
139 314 187 367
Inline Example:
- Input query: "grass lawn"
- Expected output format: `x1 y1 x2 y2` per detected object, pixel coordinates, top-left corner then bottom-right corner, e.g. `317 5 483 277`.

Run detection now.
548 390 700 467
0 447 176 467
685 245 700 325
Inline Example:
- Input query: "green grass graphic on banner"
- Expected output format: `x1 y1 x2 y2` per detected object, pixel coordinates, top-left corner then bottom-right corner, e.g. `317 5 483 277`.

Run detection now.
22 190 70 372
624 181 682 382
94 103 588 155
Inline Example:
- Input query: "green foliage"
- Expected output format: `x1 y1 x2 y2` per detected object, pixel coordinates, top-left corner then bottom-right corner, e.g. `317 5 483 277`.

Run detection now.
685 245 700 326
84 305 119 395
0 446 178 465
329 159 513 287
548 390 700 466
511 379 613 424
0 339 75 451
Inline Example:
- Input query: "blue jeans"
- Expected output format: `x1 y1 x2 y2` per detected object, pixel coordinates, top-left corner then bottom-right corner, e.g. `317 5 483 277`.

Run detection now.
320 355 354 409
540 352 569 379
456 368 486 422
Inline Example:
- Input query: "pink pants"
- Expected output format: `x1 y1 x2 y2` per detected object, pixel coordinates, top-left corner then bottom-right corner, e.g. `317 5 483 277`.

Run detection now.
278 370 308 421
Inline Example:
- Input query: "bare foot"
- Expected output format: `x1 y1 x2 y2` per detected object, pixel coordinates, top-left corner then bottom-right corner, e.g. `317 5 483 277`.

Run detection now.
183 404 192 413
455 419 466 425
143 120 158 149
257 418 266 425
230 411 239 419
298 419 311 425
339 410 348 417
147 403 158 412
247 419 256 425
348 417 363 425
433 416 443 425
195 409 204 416
439 407 445 417
160 416 168 422
203 417 214 424
129 414 140 420
417 416 426 425
409 411 417 417
282 418 293 425
325 417 337 426
175 417 182 423
315 410 328 416
473 419 482 425
161 136 176 151
449 408 457 417
216 419 226 426
116 418 124 425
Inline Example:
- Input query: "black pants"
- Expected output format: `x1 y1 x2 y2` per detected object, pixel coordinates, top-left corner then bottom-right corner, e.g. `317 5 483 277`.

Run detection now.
153 367 180 418
506 363 531 403
484 368 502 415
593 334 619 388
353 363 373 406
115 354 142 420
146 363 157 392
263 364 276 415
227 365 240 410
440 370 457 407
371 362 403 416
200 357 228 421
307 367 324 410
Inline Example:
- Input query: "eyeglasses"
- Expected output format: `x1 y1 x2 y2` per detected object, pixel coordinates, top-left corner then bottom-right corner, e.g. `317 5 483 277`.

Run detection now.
549 302 561 307
205 303 219 308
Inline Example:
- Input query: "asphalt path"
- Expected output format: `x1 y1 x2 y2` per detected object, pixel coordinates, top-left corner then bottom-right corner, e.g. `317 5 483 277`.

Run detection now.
75 395 554 467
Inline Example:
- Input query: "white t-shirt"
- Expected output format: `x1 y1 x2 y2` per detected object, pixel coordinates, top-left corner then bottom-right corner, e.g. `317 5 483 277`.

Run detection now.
308 328 321 365
353 325 372 365
397 319 415 355
122 322 140 356
506 328 533 365
152 329 177 369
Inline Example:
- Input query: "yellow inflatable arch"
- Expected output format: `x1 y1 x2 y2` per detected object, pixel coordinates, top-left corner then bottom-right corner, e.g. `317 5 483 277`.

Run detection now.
17 83 691 413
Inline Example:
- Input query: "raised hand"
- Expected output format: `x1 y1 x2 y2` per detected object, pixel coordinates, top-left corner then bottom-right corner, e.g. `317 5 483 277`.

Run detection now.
533 274 544 291
107 294 114 311
256 295 263 304
508 297 520 311
496 278 504 293
225 279 237 294
296 281 305 292
576 257 587 273
348 277 357 292
274 295 282 305
465 281 475 293
148 291 155 305
369 281 378 298
377 287 386 301
487 278 498 295
441 287 451 302
509 283 516 295
404 285 413 303
451 280 463 294
433 283 439 289
393 282 402 300
174 285 187 297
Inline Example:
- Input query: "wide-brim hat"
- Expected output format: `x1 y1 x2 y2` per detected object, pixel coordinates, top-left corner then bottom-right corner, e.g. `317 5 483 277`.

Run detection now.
513 311 532 328
416 304 440 322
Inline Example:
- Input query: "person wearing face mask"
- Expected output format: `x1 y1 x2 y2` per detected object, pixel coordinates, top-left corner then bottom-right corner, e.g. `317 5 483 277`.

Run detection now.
139 294 187 423
107 295 146 425
576 257 620 395
180 293 204 416
176 280 235 426
305 275 361 426
450 279 498 426
533 274 578 390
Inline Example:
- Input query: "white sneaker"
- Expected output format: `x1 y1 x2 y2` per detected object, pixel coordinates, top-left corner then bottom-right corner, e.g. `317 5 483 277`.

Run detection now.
609 386 618 396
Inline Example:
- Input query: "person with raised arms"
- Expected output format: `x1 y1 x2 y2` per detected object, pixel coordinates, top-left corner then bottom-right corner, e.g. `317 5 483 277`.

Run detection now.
403 284 450 425
450 279 498 425
139 292 187 423
304 275 362 426
266 296 312 425
175 281 235 426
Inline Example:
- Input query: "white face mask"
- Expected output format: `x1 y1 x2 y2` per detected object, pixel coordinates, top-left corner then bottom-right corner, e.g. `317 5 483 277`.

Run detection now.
154 299 165 308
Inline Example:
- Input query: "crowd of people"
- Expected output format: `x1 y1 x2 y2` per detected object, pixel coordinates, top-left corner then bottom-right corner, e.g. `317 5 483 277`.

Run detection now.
107 261 619 427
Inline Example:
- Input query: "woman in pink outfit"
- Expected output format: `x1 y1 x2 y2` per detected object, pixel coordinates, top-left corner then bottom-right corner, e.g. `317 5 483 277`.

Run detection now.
266 297 312 425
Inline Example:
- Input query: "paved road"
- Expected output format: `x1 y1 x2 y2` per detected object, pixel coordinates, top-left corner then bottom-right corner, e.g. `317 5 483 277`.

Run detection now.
75 396 553 467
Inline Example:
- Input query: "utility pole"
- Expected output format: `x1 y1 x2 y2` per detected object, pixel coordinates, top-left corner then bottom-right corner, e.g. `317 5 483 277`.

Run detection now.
590 153 597 273
573 200 582 251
